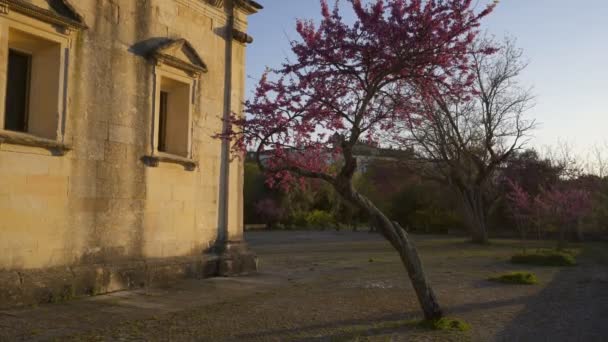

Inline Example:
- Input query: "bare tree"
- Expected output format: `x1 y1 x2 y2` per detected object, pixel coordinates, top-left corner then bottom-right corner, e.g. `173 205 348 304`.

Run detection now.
398 36 536 243
542 140 584 180
589 142 608 178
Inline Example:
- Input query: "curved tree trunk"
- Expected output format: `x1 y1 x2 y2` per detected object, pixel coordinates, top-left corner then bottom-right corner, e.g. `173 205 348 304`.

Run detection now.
335 180 443 320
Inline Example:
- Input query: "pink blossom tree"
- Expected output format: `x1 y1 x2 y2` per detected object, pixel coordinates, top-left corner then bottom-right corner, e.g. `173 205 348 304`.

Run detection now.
255 198 285 229
506 179 592 250
221 0 496 320
542 187 592 249
505 179 532 251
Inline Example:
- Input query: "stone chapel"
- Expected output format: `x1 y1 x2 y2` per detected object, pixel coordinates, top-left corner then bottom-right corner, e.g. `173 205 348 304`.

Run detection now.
0 0 261 306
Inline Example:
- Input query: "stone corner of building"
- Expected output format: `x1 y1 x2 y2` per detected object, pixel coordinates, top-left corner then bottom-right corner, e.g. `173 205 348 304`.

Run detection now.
216 240 258 277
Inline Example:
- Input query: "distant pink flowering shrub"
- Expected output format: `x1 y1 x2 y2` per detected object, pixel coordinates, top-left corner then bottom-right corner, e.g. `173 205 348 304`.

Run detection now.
506 178 592 248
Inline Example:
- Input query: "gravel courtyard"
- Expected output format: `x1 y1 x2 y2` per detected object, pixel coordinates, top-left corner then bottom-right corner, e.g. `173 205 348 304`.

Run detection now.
1 231 607 341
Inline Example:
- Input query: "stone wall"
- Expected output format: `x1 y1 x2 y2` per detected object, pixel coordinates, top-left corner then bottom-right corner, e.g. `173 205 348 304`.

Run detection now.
0 0 258 307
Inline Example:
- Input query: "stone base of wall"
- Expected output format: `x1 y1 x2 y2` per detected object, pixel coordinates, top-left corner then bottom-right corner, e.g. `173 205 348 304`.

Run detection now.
0 252 241 309
217 241 258 276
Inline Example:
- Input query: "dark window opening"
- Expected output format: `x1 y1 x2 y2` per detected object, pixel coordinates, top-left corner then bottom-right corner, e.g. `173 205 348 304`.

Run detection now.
4 49 31 132
158 91 168 152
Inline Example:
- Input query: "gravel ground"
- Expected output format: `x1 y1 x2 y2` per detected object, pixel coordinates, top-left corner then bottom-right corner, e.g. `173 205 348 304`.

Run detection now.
1 231 606 341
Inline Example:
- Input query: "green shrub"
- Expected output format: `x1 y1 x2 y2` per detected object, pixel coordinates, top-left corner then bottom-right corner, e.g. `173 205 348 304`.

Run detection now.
511 250 576 266
305 210 335 229
409 208 461 234
290 211 309 228
489 271 538 285
418 318 470 332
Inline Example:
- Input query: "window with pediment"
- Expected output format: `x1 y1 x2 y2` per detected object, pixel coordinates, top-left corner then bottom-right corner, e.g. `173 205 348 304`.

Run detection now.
144 38 206 170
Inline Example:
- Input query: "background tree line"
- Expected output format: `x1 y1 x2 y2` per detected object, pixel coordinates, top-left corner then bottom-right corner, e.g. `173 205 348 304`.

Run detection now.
245 146 608 242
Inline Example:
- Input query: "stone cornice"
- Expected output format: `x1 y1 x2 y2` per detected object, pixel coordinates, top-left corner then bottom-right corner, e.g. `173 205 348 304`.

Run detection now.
236 0 262 15
0 0 87 31
204 0 262 15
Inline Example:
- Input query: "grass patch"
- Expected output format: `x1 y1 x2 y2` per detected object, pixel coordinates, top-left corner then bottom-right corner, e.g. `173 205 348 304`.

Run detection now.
489 271 538 285
511 249 577 266
418 317 471 332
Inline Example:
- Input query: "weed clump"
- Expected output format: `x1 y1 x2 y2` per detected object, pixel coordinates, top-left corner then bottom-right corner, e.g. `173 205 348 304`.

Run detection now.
511 249 576 266
489 271 538 285
418 317 470 332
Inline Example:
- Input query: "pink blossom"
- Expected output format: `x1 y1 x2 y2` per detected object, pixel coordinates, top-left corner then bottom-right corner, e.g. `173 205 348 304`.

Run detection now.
216 0 495 189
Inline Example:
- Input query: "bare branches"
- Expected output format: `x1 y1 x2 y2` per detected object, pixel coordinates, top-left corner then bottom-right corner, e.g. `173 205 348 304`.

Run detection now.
404 36 536 189
588 142 608 178
394 35 536 242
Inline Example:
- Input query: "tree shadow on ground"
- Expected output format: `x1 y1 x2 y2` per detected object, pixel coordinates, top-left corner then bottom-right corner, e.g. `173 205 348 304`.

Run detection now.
234 296 532 341
233 312 408 340
495 243 608 342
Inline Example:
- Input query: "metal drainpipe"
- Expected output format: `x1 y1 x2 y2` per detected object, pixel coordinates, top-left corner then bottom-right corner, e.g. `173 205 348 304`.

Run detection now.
217 0 235 246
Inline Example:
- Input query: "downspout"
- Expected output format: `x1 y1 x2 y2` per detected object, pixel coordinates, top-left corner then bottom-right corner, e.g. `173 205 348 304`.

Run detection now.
217 0 235 245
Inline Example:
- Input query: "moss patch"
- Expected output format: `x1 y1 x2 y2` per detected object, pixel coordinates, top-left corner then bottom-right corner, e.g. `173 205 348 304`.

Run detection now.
489 271 538 285
511 250 576 266
418 317 471 332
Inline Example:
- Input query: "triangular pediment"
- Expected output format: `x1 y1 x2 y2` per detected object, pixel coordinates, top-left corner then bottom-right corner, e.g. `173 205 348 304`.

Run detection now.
151 39 207 75
1 0 86 29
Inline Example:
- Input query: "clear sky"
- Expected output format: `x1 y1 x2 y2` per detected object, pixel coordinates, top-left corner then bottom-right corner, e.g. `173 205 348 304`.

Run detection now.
245 1 608 156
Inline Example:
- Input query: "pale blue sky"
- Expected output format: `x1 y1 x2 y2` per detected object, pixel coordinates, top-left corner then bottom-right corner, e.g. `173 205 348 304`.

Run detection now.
246 1 608 155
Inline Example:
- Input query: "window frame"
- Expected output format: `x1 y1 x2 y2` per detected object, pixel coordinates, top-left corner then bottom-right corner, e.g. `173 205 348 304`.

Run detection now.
142 38 205 171
150 62 196 163
0 14 71 153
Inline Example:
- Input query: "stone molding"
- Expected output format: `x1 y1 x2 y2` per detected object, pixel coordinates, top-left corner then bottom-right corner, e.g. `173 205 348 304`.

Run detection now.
0 130 72 156
142 153 198 171
156 54 206 76
235 0 263 15
204 0 263 14
0 0 87 30
232 28 253 44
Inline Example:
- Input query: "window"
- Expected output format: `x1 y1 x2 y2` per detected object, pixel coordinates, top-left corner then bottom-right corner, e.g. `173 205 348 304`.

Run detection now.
2 27 63 140
158 91 169 152
144 38 206 169
153 73 193 158
5 49 31 132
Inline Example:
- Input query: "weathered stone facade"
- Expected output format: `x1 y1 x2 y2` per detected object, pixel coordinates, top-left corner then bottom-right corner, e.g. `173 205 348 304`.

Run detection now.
0 0 260 307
